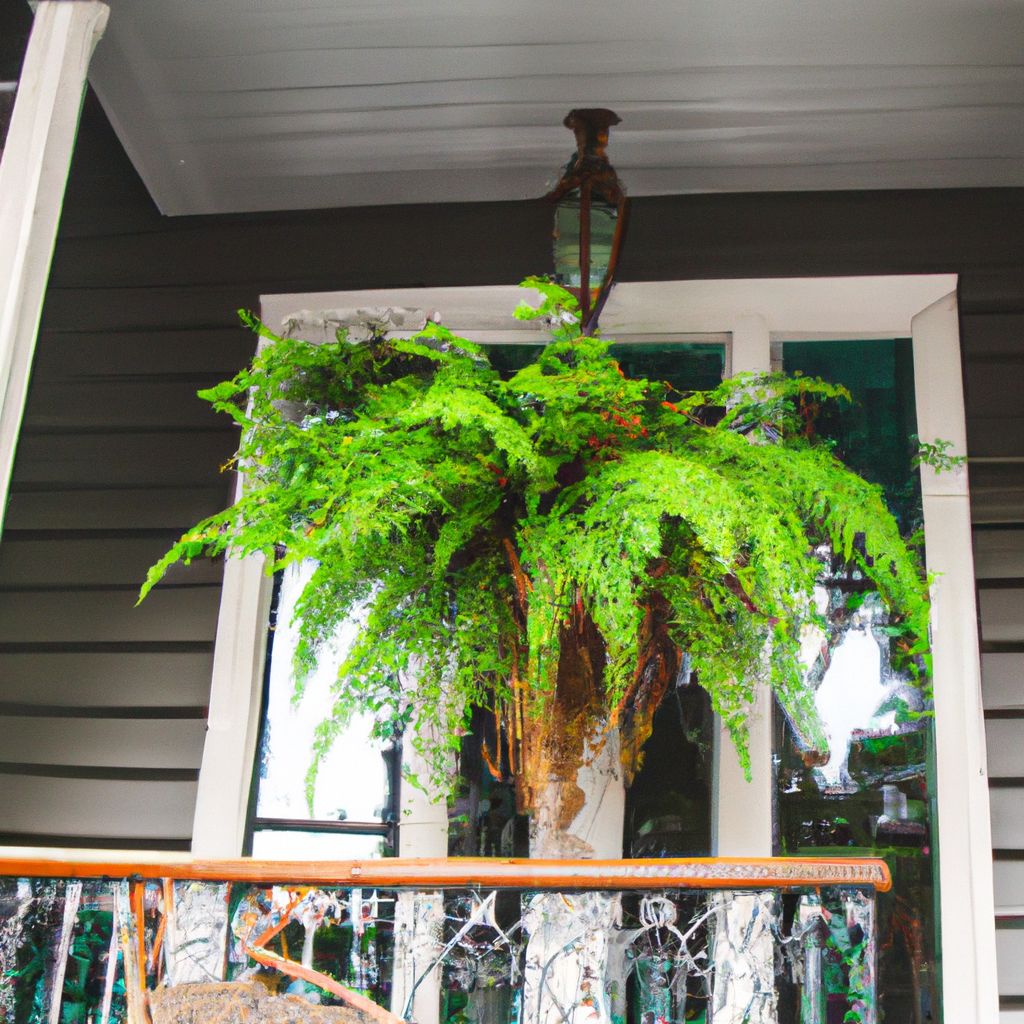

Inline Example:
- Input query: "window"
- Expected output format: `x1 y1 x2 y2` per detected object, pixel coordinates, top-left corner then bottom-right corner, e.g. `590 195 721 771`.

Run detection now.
247 562 399 858
772 338 939 1016
193 275 994 1021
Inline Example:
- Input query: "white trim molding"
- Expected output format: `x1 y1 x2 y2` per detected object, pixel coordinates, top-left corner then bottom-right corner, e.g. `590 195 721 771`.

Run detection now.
190 551 273 857
0 0 109 535
912 292 999 1024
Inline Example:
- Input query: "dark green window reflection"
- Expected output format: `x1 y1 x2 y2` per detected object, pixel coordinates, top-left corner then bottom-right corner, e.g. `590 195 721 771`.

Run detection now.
775 339 939 1022
484 342 725 394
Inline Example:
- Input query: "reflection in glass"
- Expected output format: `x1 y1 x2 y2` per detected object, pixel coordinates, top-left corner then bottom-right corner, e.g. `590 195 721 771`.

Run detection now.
553 193 619 296
485 343 725 395
250 830 385 860
256 561 388 824
776 339 938 1022
626 685 714 858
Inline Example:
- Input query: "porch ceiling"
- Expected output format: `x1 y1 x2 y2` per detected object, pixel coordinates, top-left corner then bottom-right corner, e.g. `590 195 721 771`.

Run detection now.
86 0 1024 216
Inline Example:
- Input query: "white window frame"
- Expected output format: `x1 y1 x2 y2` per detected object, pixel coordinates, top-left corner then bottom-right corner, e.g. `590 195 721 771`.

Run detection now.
193 274 996 1023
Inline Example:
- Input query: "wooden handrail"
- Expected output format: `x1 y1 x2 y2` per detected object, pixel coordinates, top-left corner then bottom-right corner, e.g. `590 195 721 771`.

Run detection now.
0 854 892 892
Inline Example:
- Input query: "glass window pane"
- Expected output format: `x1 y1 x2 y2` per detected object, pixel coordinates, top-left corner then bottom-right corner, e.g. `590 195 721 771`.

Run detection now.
484 341 724 392
255 561 388 824
250 829 385 860
775 338 938 1020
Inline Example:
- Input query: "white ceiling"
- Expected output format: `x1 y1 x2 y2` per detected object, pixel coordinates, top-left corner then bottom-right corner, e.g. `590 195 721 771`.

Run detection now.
87 0 1024 216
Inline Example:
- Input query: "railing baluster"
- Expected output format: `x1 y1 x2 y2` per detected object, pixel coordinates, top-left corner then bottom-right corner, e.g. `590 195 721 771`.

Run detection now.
710 891 779 1024
844 890 877 1024
44 879 81 1024
393 890 445 1024
115 880 151 1024
99 897 120 1024
796 894 827 1024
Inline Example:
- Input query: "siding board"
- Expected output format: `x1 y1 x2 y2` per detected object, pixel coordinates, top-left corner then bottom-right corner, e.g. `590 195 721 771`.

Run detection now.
959 313 1024 355
11 431 237 488
969 465 1024 524
991 788 1024 849
966 362 1024 420
984 653 1024 710
0 536 222 587
995 860 1024 911
981 589 1024 644
0 652 213 706
998 929 1024 996
22 381 226 431
0 776 196 842
988 720 1024 777
4 486 231 530
31 328 253 380
39 286 251 334
966 417 1024 459
0 588 221 644
0 717 206 769
975 531 1024 581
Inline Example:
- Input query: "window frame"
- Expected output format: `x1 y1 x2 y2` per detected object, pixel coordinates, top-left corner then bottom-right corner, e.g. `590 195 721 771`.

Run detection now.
192 274 995 1022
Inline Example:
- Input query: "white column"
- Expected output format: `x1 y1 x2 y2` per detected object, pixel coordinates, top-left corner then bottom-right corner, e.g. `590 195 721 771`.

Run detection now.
390 891 445 1024
712 314 774 857
911 291 999 1024
0 0 109 534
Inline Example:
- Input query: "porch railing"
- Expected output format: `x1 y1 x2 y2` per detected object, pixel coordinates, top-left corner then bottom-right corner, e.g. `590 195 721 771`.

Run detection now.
0 855 890 1024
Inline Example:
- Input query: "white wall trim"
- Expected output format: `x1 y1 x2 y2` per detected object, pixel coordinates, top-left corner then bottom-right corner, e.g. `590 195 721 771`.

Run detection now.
912 292 999 1024
0 0 109 535
261 276 956 343
190 551 272 857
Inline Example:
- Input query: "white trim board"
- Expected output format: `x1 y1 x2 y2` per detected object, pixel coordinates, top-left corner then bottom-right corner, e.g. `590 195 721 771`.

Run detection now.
260 275 956 343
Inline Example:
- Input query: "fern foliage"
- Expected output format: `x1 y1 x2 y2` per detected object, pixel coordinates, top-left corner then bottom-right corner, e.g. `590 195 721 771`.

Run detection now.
142 280 930 804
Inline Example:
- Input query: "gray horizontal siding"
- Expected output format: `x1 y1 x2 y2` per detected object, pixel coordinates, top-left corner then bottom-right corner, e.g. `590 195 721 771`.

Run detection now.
0 776 196 844
998 929 1024 996
991 789 1024 849
0 588 221 644
976 531 1024 581
0 651 212 707
980 588 1024 645
984 654 1024 711
995 861 1024 909
4 486 230 531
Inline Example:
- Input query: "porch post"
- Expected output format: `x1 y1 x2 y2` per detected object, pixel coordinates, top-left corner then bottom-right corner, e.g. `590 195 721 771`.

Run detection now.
0 0 109 534
911 291 999 1023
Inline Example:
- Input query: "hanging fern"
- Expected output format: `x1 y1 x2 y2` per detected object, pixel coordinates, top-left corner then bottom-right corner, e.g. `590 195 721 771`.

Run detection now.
141 279 930 809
